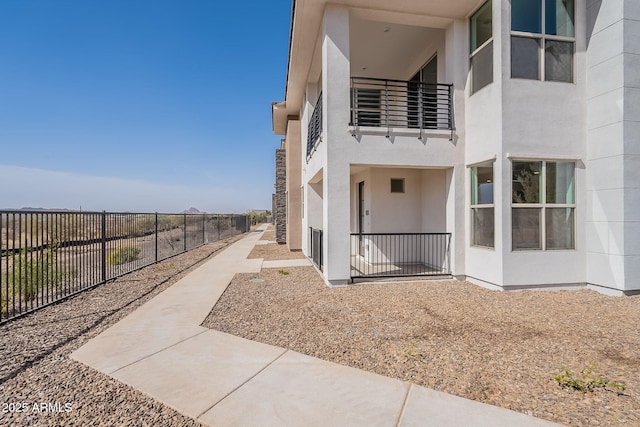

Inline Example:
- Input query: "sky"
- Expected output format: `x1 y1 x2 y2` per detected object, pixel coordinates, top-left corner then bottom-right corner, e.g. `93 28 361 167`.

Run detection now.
0 0 291 213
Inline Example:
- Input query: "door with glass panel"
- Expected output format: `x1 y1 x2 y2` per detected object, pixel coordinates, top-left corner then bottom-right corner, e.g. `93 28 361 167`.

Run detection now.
408 56 437 129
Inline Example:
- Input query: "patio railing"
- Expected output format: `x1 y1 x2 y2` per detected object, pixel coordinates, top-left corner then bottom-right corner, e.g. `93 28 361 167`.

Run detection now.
350 77 454 133
0 210 250 323
350 232 451 279
306 92 323 158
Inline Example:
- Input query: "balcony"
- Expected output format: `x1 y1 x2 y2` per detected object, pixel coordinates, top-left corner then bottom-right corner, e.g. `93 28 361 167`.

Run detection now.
306 92 323 158
350 77 453 136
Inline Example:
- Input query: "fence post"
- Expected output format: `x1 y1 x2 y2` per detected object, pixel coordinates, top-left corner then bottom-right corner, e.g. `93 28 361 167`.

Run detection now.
101 211 106 283
183 213 187 252
155 212 158 263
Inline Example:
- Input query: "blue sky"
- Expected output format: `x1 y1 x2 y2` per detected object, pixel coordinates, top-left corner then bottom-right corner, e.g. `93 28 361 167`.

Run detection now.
0 0 290 213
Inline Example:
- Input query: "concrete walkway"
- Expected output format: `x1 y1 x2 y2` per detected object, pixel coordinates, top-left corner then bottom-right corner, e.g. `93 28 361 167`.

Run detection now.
72 225 560 426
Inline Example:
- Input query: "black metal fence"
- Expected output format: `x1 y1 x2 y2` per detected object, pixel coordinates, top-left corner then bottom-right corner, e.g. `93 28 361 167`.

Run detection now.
350 232 451 279
309 227 323 271
350 77 453 132
307 92 323 158
0 211 250 323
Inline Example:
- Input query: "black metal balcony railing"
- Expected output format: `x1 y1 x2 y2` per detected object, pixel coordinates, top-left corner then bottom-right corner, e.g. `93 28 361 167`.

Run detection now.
309 227 323 271
306 92 323 158
0 211 250 323
350 77 453 134
350 232 451 279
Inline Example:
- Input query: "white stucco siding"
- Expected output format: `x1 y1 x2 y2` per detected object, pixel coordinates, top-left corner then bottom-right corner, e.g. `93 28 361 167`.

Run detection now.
621 4 640 290
322 5 353 285
420 169 447 232
585 0 640 291
369 168 423 233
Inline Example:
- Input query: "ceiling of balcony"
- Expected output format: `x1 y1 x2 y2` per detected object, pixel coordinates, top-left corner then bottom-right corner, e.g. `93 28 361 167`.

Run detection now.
350 17 444 81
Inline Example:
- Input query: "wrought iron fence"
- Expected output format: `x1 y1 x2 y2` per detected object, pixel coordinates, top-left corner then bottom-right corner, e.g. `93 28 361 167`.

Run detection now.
306 92 323 158
309 227 323 271
350 232 451 279
350 77 453 132
0 211 250 323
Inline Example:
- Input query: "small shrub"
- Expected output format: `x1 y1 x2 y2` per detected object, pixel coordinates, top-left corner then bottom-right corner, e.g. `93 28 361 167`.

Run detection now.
107 246 141 265
404 341 423 361
2 247 64 312
554 366 626 394
278 269 290 275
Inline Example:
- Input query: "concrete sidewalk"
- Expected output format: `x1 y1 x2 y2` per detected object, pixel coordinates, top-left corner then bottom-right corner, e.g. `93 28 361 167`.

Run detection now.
72 225 560 426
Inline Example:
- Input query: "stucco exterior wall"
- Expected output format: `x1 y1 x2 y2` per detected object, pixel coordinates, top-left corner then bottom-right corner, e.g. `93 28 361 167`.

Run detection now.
285 120 303 250
585 0 640 292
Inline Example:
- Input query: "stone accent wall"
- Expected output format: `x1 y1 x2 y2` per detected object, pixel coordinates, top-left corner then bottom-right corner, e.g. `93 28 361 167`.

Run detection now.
274 148 287 243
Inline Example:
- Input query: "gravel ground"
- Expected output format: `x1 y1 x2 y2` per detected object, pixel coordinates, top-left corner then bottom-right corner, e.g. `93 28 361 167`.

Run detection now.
203 263 640 427
0 234 245 427
260 229 275 241
247 243 306 261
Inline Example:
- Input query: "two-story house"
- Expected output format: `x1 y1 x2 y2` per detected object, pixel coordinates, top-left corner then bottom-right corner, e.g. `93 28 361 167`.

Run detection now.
272 0 640 296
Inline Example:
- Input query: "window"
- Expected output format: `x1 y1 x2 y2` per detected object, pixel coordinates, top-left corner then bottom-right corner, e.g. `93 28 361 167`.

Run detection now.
471 163 494 247
512 160 575 250
390 178 405 193
511 0 574 83
470 0 493 94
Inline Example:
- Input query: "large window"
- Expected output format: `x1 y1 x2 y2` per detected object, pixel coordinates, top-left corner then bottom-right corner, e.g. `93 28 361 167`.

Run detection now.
471 163 494 248
511 0 574 83
512 160 575 250
470 0 493 94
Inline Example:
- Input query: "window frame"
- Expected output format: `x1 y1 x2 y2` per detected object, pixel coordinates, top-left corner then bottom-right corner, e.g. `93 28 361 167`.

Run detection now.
469 0 493 94
510 0 575 83
470 162 495 248
511 160 576 251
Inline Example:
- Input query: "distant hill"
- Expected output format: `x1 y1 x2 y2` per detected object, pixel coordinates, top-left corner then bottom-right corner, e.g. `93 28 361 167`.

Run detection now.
1 207 74 212
181 207 203 214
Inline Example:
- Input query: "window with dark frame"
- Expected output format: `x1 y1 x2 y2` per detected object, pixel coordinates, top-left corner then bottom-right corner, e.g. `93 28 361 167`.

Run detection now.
390 178 405 193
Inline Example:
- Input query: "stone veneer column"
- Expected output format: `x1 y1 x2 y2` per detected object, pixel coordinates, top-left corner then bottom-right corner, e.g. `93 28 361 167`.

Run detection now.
275 148 287 244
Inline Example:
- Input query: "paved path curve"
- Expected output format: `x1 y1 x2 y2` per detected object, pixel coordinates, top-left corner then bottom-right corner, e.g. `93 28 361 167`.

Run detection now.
72 225 561 426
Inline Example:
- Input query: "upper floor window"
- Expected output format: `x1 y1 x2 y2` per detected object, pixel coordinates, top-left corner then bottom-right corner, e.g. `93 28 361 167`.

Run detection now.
511 0 575 83
470 0 493 94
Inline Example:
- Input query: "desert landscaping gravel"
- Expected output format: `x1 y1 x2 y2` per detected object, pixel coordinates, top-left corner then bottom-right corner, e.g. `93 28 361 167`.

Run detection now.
248 243 306 261
0 235 245 426
4 224 639 427
203 253 640 427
